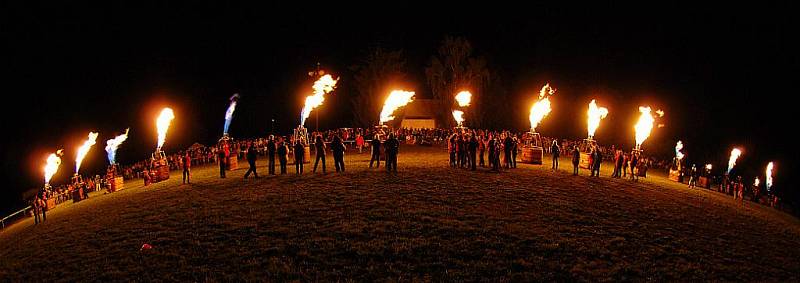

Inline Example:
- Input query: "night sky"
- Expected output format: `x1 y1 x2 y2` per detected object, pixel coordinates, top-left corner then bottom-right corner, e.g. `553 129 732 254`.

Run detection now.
2 3 797 215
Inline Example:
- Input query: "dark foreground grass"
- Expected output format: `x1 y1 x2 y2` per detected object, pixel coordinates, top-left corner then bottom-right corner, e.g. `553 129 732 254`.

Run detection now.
2 146 799 281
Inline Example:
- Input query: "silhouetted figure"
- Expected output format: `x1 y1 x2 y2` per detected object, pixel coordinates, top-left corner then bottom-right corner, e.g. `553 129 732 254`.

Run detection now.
468 135 478 171
277 140 288 174
217 147 227 178
267 135 276 175
551 140 560 170
572 146 580 175
313 135 327 173
385 133 399 173
182 151 191 184
369 135 381 168
244 143 259 179
331 135 346 172
294 140 305 175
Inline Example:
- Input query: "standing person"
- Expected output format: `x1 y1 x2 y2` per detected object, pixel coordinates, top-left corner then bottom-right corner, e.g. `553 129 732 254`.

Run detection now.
572 146 580 176
503 134 513 169
511 136 518 168
688 164 698 189
313 135 327 173
622 154 629 178
448 134 457 168
457 135 466 168
244 143 259 179
369 134 381 168
355 134 365 154
551 140 560 171
182 151 191 184
630 152 639 181
277 139 289 174
32 196 40 225
217 145 227 178
468 134 478 171
613 151 623 178
267 135 276 175
38 189 47 223
591 148 603 177
492 137 502 172
294 140 305 175
478 135 486 167
385 133 399 173
331 135 346 173
487 135 496 169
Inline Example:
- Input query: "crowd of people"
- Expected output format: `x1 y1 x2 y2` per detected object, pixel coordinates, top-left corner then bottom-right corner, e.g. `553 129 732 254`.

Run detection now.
27 126 783 224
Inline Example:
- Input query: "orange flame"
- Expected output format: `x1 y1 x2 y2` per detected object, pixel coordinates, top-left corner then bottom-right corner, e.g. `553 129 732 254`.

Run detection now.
727 148 742 174
529 83 555 132
455 91 472 107
452 110 465 127
300 74 338 126
675 141 684 160
156 108 175 149
380 90 415 124
44 149 63 185
634 106 663 147
587 99 608 138
766 162 774 189
75 132 99 173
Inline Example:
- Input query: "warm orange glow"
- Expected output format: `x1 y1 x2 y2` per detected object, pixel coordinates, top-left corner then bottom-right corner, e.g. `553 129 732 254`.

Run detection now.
105 128 129 164
766 162 774 189
529 83 555 132
587 99 608 138
75 132 99 173
300 74 338 126
452 110 465 127
455 91 472 107
380 90 415 124
634 106 663 148
157 108 175 149
727 148 742 174
44 149 63 184
675 141 684 160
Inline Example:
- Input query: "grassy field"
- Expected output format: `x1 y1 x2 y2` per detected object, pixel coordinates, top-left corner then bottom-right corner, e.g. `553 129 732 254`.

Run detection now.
2 146 799 281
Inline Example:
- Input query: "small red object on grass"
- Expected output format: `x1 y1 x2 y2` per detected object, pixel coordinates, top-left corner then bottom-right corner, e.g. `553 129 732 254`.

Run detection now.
140 243 153 251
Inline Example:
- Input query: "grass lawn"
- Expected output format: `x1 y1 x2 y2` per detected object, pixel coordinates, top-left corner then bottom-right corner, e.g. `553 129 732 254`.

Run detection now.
2 145 799 281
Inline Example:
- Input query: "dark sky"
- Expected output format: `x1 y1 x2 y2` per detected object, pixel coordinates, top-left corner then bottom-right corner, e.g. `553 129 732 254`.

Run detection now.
2 3 798 215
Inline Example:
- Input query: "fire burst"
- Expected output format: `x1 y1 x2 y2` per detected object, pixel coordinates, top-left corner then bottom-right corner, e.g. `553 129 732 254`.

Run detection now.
105 128 130 165
380 90 415 124
587 99 608 138
224 93 240 134
766 162 774 190
754 177 760 187
455 91 472 107
675 141 684 161
452 110 465 127
727 148 742 174
157 108 175 150
44 149 64 185
300 74 338 127
634 106 664 148
529 83 555 132
75 132 99 173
